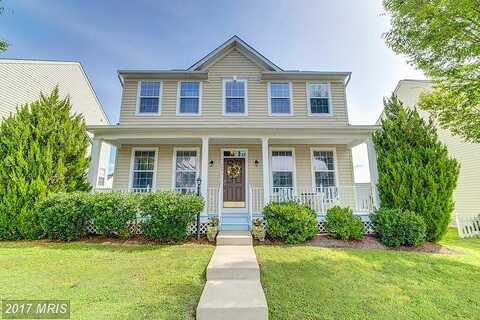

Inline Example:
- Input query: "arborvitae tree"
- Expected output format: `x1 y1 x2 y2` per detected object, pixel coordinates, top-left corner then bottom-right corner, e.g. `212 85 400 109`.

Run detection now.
0 87 91 239
373 96 459 242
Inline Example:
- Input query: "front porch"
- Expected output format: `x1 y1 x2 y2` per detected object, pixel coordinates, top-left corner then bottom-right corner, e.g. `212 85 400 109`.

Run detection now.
88 126 379 232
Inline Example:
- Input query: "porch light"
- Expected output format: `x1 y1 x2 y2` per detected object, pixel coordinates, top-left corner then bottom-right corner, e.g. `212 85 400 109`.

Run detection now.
254 160 259 167
209 160 214 167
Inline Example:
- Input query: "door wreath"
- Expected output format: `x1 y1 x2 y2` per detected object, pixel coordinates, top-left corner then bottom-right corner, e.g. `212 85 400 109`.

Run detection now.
227 163 242 179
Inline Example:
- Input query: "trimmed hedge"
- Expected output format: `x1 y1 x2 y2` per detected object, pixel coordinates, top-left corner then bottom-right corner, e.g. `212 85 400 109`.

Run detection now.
38 193 91 241
139 191 204 242
371 208 427 247
263 201 318 244
325 206 364 240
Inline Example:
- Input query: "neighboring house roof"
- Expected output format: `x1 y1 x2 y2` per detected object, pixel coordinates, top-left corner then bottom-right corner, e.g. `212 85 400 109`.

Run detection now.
117 35 351 85
0 59 110 125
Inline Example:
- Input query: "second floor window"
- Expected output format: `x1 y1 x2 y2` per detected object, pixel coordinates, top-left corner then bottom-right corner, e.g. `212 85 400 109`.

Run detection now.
224 78 247 115
308 82 331 114
178 81 200 114
269 82 292 115
138 81 161 114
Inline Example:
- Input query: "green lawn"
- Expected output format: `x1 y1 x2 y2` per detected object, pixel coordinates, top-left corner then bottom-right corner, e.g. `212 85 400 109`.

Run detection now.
0 241 214 320
256 229 480 320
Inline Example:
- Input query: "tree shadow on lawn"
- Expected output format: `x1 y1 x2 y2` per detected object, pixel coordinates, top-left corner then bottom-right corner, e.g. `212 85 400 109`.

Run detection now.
257 246 480 319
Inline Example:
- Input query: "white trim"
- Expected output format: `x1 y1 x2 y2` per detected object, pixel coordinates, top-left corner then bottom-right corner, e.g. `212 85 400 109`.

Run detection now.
306 81 333 116
261 137 270 205
220 148 249 212
267 81 294 116
171 147 201 189
222 77 248 116
136 80 162 116
128 147 159 190
269 147 297 190
176 81 202 116
310 147 339 189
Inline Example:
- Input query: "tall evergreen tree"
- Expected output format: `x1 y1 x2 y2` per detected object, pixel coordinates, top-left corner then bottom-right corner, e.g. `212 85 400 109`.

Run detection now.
0 87 91 239
373 96 459 242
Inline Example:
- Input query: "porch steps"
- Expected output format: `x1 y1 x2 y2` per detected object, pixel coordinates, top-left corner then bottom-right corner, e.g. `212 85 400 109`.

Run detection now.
220 214 250 231
216 230 252 246
196 231 268 320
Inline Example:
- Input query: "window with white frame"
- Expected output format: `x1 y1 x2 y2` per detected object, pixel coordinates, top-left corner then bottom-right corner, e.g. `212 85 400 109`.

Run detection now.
178 81 200 114
312 150 336 189
138 81 161 113
269 82 292 114
131 150 156 190
271 150 294 191
97 168 106 187
224 79 246 114
308 83 331 114
174 150 198 193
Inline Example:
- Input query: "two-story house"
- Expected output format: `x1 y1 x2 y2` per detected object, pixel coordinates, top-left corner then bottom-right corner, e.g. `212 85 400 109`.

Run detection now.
88 36 379 232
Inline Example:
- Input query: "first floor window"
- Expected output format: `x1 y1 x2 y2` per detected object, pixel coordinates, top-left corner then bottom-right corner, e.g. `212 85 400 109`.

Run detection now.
312 150 336 189
179 81 200 114
175 150 198 193
224 79 246 114
138 81 161 113
97 168 106 186
132 150 156 190
308 83 330 114
271 150 294 192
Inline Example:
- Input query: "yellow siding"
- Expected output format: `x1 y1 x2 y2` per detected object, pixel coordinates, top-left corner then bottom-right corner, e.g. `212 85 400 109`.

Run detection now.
119 48 349 126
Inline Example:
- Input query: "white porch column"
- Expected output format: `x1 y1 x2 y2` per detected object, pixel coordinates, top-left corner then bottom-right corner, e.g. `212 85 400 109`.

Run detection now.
201 137 209 211
88 138 102 189
366 139 380 207
262 137 270 206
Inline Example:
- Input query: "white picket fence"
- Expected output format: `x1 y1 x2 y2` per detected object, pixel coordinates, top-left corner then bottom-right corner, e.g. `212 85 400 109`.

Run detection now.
456 214 480 238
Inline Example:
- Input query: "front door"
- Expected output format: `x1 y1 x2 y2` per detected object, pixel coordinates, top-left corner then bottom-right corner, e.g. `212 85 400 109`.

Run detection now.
223 158 246 208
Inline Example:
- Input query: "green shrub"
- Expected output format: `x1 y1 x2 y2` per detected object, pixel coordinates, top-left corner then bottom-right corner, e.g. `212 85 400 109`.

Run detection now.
373 96 459 241
263 202 318 244
90 192 138 238
139 191 204 242
325 206 364 240
37 193 91 241
371 208 427 247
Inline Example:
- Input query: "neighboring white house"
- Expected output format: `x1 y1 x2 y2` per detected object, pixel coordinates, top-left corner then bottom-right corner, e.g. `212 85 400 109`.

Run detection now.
392 79 480 219
88 36 379 232
0 59 112 188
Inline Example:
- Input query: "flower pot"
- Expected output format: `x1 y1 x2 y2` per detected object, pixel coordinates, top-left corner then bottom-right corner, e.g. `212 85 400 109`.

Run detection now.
207 226 218 242
252 225 266 242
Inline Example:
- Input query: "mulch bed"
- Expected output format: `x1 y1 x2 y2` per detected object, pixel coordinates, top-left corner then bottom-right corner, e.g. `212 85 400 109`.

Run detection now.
309 234 461 254
78 235 214 246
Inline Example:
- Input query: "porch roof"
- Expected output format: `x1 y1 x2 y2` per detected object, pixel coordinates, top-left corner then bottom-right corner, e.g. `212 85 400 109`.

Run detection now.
88 124 378 147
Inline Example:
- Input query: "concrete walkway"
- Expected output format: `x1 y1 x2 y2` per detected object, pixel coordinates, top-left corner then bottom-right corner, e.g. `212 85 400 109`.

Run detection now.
196 231 268 320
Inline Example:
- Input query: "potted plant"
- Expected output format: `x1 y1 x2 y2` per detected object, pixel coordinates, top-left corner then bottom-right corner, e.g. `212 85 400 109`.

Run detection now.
252 218 265 242
206 218 219 242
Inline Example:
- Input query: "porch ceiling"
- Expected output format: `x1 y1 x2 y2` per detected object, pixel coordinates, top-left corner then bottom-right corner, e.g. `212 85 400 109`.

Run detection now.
87 125 378 147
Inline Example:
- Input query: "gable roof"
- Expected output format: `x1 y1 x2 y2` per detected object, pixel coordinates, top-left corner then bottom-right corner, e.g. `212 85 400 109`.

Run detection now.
187 35 283 72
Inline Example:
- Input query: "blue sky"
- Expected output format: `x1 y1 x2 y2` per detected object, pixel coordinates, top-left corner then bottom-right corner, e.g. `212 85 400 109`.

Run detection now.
0 0 425 181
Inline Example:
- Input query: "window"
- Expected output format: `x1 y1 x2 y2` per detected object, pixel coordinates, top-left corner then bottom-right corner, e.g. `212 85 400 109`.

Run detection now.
178 81 200 114
271 150 295 192
308 82 331 114
131 149 156 191
174 150 198 193
312 150 336 189
224 78 247 114
269 82 292 114
97 168 106 187
138 81 161 114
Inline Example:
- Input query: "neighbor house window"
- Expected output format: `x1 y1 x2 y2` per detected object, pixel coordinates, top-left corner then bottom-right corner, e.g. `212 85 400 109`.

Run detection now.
138 81 161 114
174 150 198 193
269 82 292 114
178 81 200 114
271 150 294 192
312 150 336 189
308 82 331 114
224 78 247 114
131 149 157 191
97 168 106 187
